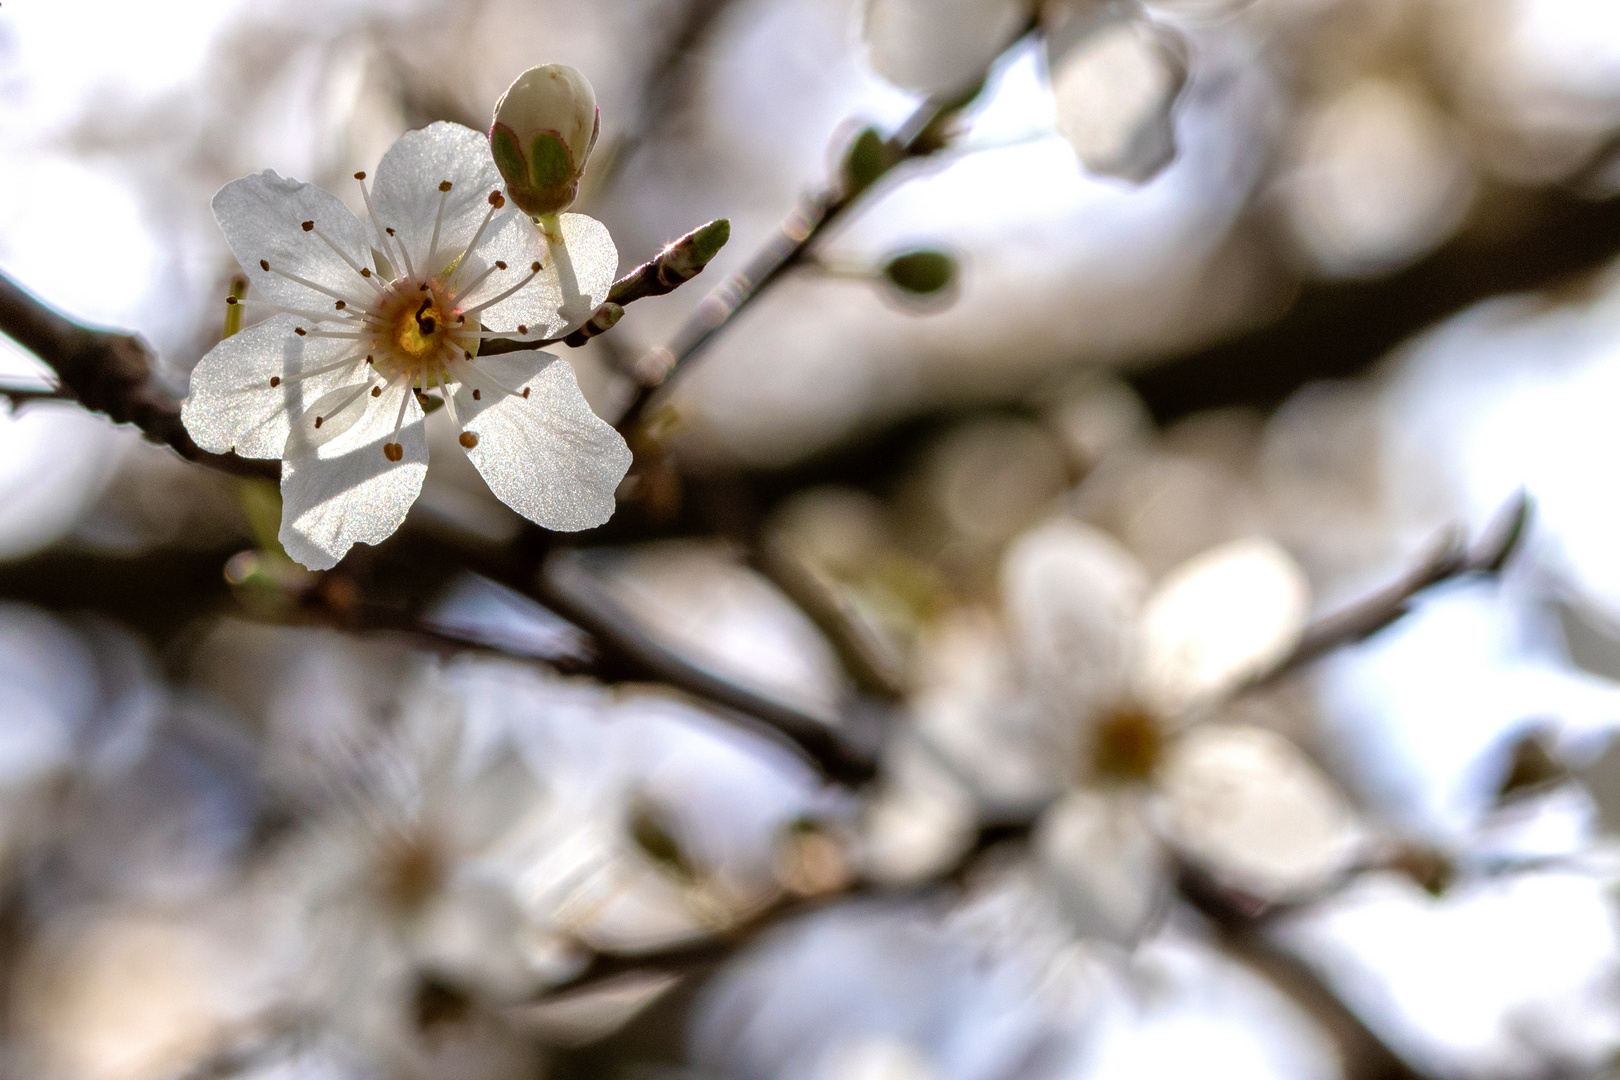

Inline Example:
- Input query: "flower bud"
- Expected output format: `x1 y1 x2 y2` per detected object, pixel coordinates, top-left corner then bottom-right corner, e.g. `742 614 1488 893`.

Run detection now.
490 64 600 218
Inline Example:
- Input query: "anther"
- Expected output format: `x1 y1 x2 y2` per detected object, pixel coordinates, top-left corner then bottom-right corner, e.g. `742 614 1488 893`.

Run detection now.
294 327 307 336
334 300 346 310
496 261 507 270
439 180 452 192
522 388 530 398
530 261 540 272
361 268 372 278
302 221 314 232
488 191 504 207
517 324 528 335
371 386 382 397
226 296 238 305
386 227 396 236
260 259 270 271
459 431 478 448
269 376 281 387
366 355 374 364
354 171 367 180
314 416 324 428
383 442 404 462
472 389 481 401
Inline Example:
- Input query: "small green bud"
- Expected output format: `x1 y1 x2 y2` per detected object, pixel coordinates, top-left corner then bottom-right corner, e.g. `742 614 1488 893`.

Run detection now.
842 127 896 198
882 249 956 296
490 64 600 217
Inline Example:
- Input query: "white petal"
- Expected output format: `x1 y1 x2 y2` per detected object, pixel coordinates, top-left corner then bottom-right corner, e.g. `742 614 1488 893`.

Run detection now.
1049 17 1186 183
475 213 617 339
212 171 374 310
370 121 508 279
1158 724 1361 901
180 315 368 459
1000 519 1149 723
1134 537 1310 720
453 351 630 532
278 379 427 570
863 0 1030 94
1034 788 1169 947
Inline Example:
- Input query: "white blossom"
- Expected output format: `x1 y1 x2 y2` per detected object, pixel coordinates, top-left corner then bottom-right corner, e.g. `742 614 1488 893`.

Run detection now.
181 121 630 570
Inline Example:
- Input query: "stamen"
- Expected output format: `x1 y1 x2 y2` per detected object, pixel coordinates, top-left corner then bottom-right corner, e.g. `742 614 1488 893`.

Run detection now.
280 351 371 386
227 296 375 327
263 262 369 308
313 380 377 429
385 227 417 280
425 180 452 276
303 220 385 294
356 172 413 281
298 329 373 340
459 261 544 317
456 355 532 402
453 259 506 300
382 377 413 462
448 192 505 287
433 366 463 430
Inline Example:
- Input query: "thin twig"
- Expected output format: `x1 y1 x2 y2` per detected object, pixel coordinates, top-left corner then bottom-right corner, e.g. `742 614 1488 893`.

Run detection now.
538 549 880 784
613 74 991 433
0 271 276 479
1249 491 1532 688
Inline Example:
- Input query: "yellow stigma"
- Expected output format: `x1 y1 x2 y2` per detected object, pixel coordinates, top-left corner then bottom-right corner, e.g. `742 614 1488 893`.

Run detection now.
394 296 447 361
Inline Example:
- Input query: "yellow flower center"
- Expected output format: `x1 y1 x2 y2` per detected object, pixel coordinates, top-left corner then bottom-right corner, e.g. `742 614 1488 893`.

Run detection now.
1090 706 1162 782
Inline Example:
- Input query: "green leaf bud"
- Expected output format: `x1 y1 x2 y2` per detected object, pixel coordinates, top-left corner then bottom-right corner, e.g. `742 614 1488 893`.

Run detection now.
882 249 957 296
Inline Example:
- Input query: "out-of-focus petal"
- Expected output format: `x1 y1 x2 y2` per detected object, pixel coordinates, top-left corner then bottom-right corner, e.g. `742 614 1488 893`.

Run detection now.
369 121 509 279
862 734 979 886
862 0 1032 95
213 170 374 310
182 315 367 459
278 379 427 570
1134 537 1310 721
1049 17 1187 182
1034 788 1168 946
452 351 629 532
1001 519 1149 725
1158 724 1361 900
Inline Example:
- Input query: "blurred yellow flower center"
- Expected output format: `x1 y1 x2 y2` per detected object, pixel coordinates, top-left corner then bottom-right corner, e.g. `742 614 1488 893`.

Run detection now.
1091 706 1162 782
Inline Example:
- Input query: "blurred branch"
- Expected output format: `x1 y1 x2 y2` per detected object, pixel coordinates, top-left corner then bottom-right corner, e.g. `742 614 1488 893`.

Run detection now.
612 60 1010 434
537 548 880 785
0 383 74 407
0 270 276 479
1248 491 1532 688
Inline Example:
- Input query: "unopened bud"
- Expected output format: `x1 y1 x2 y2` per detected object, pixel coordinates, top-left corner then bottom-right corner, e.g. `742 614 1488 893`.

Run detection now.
490 64 600 218
882 249 956 296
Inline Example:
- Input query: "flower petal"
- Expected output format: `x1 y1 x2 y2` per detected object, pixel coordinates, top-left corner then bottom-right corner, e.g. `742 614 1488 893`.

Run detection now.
278 379 427 570
1000 519 1149 725
452 351 630 532
370 121 508 279
475 213 617 339
1034 788 1169 947
1158 724 1361 901
180 315 368 459
212 171 374 310
1049 16 1187 183
863 0 1030 95
1134 537 1310 721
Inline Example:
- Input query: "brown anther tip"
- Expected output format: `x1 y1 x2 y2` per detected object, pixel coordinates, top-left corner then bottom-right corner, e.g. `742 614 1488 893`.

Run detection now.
517 325 528 335
419 283 428 291
301 220 314 232
294 327 307 336
366 354 374 362
371 386 382 397
439 180 453 192
383 442 403 462
487 191 503 206
334 300 346 310
385 227 395 236
225 296 238 305
521 387 530 398
495 260 507 270
530 261 541 272
360 267 372 277
463 350 473 360
354 171 366 180
314 416 324 428
459 431 478 449
269 376 280 387
259 259 270 271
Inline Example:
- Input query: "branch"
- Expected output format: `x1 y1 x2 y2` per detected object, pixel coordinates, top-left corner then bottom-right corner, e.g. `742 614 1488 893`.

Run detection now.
612 67 1002 434
537 548 880 785
0 271 276 479
1249 491 1532 687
